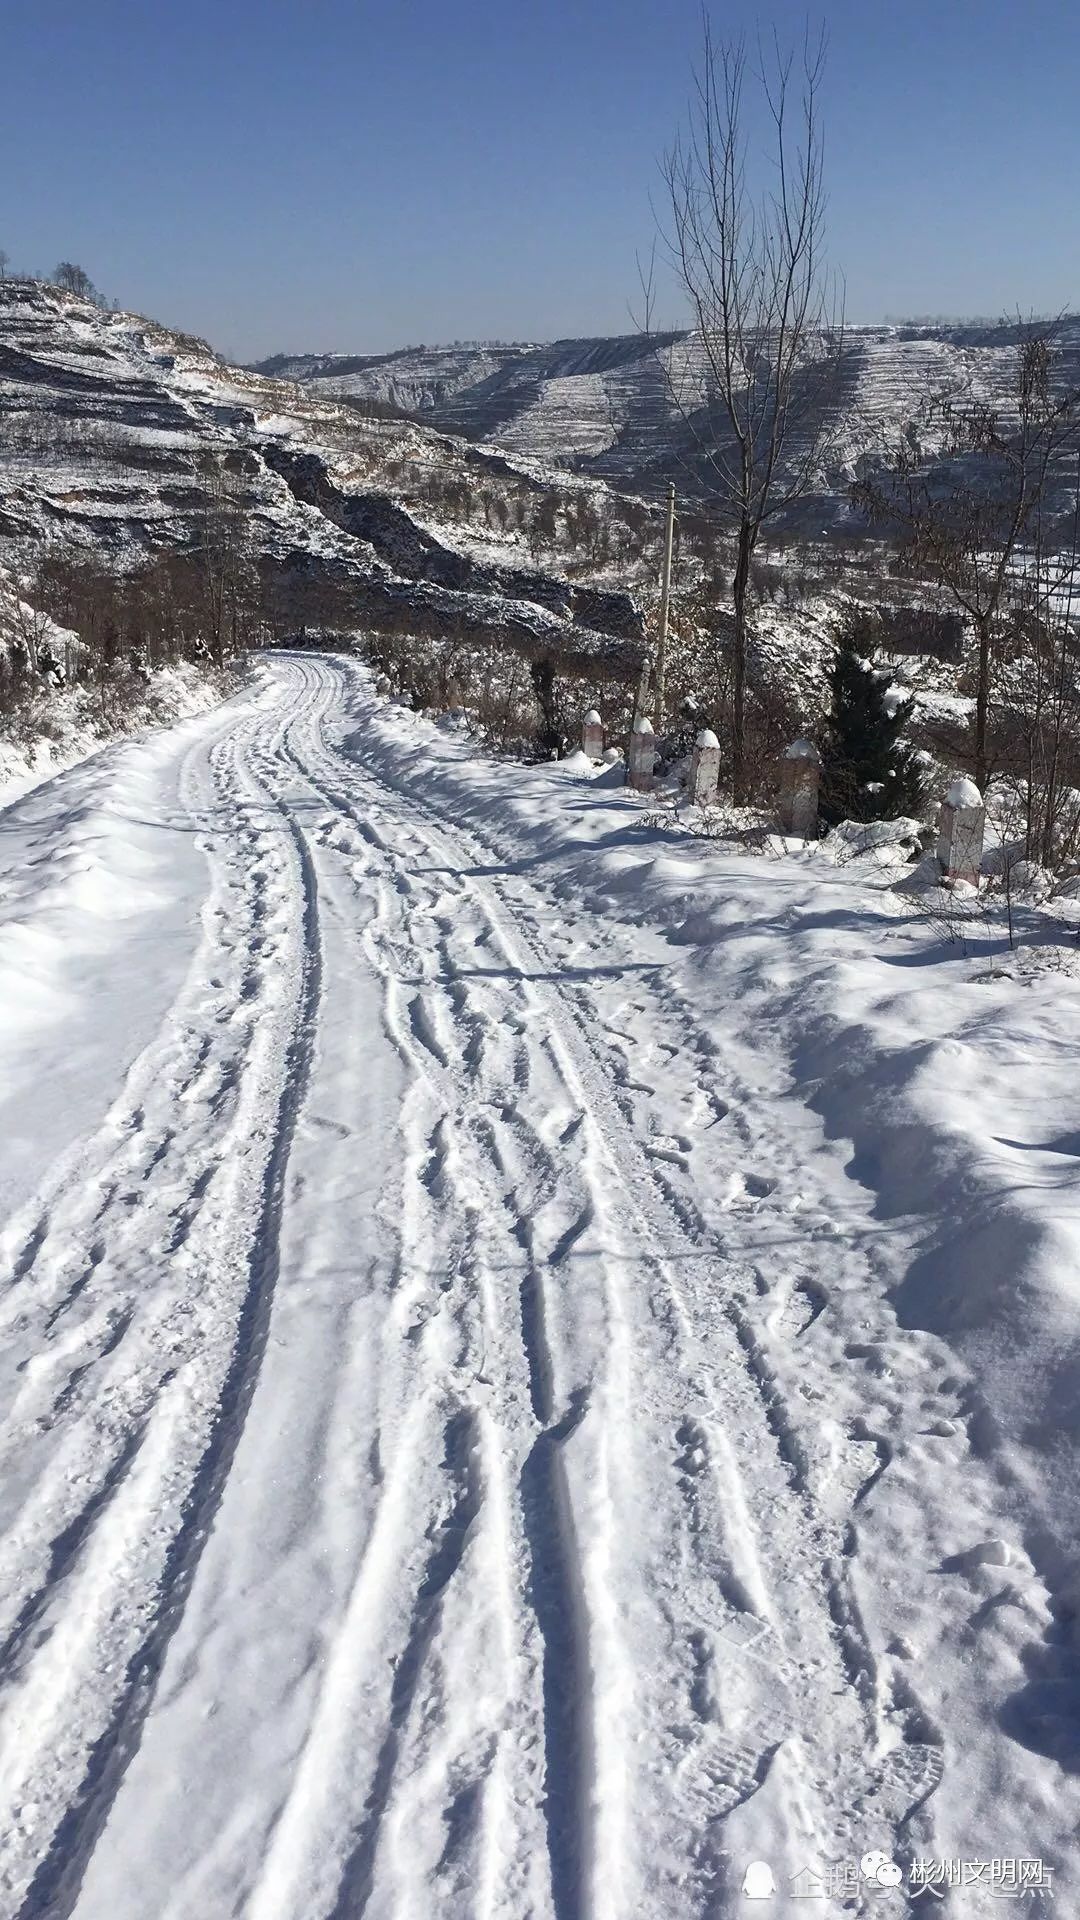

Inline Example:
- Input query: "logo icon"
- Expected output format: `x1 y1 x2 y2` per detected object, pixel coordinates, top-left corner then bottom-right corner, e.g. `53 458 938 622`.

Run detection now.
742 1860 777 1898
862 1850 902 1888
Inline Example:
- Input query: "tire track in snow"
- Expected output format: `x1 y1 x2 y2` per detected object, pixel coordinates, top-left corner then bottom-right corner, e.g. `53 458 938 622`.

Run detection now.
0 652 944 1915
267 684 611 1918
492 920 925 1860
0 673 327 1918
0 724 271 1586
275 668 712 1915
518 1390 595 1920
305 657 942 1905
326 1406 485 1920
0 1427 146 1681
241 696 535 1920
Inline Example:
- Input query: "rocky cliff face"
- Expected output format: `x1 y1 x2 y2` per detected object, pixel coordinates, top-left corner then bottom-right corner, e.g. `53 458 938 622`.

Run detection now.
0 283 646 677
262 444 644 640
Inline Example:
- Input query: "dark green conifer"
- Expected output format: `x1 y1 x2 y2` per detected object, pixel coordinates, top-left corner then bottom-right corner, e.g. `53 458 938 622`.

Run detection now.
820 623 926 824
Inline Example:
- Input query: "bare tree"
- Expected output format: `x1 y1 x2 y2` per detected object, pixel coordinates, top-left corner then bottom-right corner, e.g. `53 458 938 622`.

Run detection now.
193 455 257 668
657 20 844 798
54 261 95 299
0 251 9 281
855 326 1080 788
997 456 1080 868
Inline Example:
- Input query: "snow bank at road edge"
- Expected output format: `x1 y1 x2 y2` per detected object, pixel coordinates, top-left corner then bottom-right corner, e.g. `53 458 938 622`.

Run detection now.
0 663 234 811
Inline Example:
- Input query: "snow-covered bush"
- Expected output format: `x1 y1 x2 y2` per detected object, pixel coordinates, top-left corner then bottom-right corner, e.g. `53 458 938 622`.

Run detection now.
825 816 925 862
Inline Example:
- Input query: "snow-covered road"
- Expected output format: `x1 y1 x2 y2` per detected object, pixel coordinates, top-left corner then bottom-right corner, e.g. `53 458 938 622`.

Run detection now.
1 655 1076 1919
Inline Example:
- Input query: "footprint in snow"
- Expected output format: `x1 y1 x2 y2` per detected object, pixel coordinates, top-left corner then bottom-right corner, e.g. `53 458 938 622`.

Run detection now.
722 1170 777 1208
767 1277 828 1341
744 1172 776 1199
646 1135 693 1170
853 1736 945 1828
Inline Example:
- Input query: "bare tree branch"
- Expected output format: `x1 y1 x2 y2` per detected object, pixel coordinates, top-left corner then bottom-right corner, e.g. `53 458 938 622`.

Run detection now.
650 15 844 797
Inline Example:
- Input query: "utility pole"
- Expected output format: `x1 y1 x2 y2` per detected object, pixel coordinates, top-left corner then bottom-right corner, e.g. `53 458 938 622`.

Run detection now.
654 481 675 730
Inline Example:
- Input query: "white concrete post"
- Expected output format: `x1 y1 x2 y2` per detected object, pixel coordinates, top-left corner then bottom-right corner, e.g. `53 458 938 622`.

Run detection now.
375 673 392 696
779 739 822 837
582 709 604 762
689 728 721 807
937 775 985 885
627 715 656 792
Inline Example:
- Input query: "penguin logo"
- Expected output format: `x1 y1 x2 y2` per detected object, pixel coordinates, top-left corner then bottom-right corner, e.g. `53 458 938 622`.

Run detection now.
741 1860 777 1898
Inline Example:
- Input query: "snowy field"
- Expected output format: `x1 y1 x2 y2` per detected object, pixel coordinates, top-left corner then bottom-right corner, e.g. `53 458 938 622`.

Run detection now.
0 654 1078 1918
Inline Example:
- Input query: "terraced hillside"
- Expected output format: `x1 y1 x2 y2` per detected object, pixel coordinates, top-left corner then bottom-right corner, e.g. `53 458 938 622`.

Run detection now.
260 318 1080 529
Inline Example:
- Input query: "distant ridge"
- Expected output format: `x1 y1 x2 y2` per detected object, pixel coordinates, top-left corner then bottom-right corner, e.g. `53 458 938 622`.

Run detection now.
252 318 1080 525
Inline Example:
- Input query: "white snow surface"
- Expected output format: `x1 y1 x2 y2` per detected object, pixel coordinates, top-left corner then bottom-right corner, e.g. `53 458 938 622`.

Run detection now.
0 653 1077 1918
945 776 984 810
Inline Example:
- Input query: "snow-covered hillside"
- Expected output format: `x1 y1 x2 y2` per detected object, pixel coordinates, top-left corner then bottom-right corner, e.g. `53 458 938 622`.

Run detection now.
0 652 1075 1917
260 318 1080 526
0 282 648 672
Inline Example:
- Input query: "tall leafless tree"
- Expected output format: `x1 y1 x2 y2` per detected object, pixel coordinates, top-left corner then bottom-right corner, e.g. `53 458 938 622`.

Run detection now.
657 20 845 799
0 250 9 280
193 455 257 669
854 327 1080 789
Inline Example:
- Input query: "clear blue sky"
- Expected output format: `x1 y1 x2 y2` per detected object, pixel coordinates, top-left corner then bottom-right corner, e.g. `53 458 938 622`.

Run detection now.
2 0 1077 361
